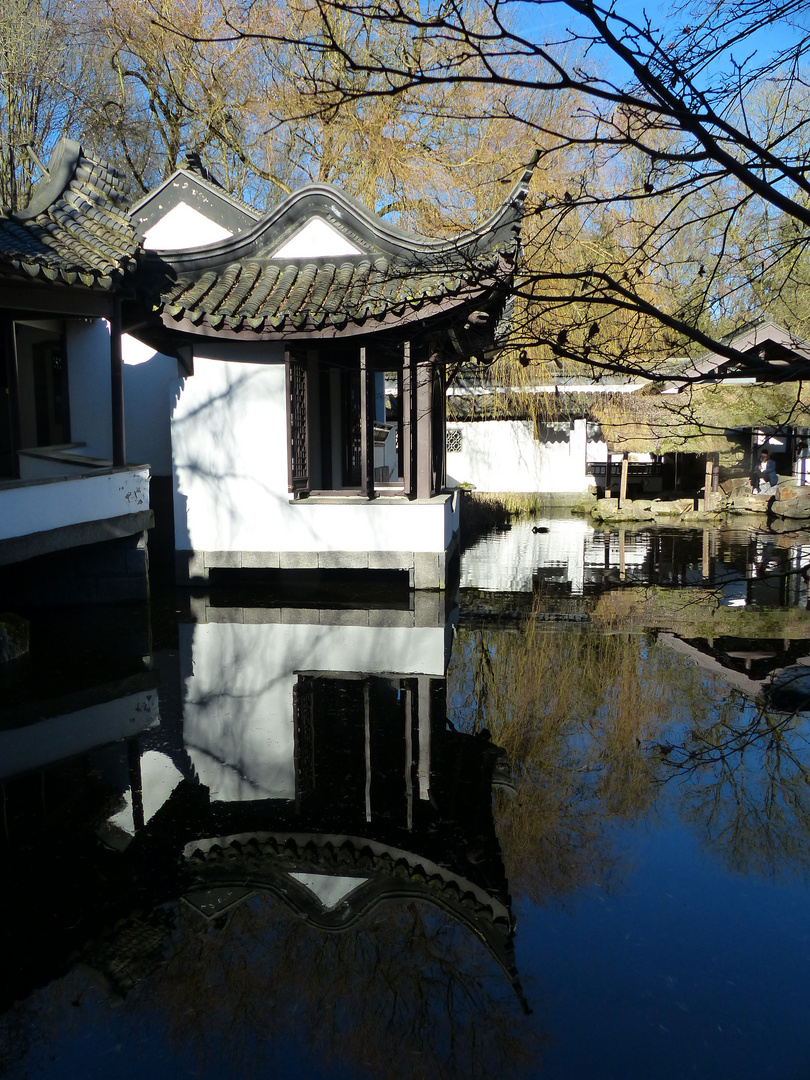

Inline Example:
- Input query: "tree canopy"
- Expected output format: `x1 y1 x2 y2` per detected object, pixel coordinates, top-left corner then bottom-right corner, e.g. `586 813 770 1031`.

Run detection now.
158 0 810 380
4 0 810 381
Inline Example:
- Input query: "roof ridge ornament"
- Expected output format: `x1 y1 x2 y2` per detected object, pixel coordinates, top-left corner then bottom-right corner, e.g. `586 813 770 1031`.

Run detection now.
11 138 84 223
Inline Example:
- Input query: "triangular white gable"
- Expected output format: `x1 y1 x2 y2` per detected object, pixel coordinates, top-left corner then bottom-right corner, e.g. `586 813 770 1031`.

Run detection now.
143 201 233 251
272 216 363 258
289 872 367 909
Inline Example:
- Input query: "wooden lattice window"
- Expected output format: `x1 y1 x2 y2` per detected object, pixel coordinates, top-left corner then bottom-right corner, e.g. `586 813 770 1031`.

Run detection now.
293 676 316 806
286 353 309 494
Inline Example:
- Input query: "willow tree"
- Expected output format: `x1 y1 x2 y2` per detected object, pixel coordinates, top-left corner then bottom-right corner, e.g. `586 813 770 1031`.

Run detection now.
183 0 810 381
0 0 90 208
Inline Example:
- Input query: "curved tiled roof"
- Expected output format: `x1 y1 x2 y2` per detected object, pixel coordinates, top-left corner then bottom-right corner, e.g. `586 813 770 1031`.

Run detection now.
156 247 514 337
0 139 138 290
144 158 535 340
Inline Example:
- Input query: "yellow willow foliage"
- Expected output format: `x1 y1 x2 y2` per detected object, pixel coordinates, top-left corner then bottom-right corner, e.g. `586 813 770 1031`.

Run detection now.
448 604 711 903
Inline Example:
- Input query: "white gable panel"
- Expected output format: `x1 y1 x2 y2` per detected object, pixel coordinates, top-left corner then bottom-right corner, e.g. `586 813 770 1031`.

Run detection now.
143 201 233 251
289 872 368 909
272 216 363 258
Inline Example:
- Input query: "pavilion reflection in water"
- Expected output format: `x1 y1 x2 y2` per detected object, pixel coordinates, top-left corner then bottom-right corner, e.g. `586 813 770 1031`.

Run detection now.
0 591 528 1021
461 514 810 606
461 517 810 711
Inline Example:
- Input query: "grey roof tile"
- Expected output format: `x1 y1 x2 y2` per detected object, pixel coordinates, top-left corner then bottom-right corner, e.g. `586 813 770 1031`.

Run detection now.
0 139 138 290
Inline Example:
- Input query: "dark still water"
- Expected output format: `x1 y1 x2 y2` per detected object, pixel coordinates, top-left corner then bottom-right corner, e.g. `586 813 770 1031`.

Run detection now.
2 518 810 1079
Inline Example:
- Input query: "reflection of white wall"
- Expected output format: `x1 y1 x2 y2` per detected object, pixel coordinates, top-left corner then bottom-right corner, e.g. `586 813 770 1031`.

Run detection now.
582 532 653 570
109 750 184 835
447 419 593 494
172 352 454 555
181 617 448 803
0 690 158 780
461 517 595 592
460 518 657 593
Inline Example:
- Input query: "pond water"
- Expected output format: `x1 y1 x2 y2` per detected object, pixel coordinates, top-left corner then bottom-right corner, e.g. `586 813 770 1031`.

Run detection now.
2 515 810 1079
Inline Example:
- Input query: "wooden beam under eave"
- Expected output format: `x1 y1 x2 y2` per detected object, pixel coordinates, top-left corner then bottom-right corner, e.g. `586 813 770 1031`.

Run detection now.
0 282 116 319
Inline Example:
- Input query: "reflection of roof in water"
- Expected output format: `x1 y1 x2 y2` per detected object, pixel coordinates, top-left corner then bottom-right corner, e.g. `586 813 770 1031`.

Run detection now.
180 829 529 1013
659 634 810 705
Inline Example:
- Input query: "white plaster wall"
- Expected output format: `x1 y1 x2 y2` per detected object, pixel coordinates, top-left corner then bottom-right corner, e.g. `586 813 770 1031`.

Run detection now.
66 320 113 459
0 689 159 780
447 419 592 494
180 619 446 802
0 467 150 541
272 217 362 258
122 333 178 475
172 353 454 554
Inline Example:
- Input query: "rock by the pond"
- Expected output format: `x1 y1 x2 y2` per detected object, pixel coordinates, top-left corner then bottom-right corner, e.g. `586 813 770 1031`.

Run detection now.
591 499 655 522
649 498 694 517
690 509 725 522
720 476 749 496
770 492 810 520
0 612 29 663
726 492 772 514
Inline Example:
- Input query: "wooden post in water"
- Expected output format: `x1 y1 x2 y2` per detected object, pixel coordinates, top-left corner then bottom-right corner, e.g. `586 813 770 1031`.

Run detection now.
703 453 719 511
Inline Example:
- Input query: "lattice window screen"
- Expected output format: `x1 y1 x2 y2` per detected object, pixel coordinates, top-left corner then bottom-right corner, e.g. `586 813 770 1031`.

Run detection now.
446 428 463 454
287 357 309 492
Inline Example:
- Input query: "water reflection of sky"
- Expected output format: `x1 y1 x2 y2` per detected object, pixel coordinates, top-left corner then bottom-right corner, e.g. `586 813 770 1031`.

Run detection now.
2 519 810 1079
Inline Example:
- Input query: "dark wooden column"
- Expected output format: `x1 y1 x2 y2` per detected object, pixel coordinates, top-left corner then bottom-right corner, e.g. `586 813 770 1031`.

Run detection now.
415 351 433 500
431 361 446 494
2 316 22 479
110 296 126 467
402 341 418 498
360 346 375 499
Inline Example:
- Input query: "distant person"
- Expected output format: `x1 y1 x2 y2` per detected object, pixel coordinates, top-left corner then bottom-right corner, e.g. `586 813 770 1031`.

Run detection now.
750 449 778 493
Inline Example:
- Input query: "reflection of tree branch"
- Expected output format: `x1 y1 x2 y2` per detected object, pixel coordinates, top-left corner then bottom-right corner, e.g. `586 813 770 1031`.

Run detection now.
651 703 810 878
144 898 541 1080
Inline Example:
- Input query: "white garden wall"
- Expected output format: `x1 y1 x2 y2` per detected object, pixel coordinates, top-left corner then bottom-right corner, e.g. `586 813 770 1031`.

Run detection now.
446 418 594 494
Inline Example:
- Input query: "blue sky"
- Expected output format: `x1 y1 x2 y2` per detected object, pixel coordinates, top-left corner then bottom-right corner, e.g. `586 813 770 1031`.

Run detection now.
508 0 808 89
